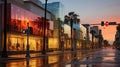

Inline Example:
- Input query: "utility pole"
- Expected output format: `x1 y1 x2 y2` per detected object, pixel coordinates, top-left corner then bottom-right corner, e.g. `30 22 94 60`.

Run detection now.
42 0 48 54
1 0 8 58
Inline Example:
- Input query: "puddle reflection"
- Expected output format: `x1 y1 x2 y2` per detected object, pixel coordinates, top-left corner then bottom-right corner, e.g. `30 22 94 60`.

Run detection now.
48 56 59 64
0 53 73 67
0 50 89 67
102 57 115 61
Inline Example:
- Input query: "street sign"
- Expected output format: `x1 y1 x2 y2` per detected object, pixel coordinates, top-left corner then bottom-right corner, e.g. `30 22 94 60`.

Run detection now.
109 22 116 25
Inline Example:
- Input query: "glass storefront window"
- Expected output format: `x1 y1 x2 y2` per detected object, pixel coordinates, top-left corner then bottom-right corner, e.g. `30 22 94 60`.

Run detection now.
7 34 43 51
10 4 50 36
5 4 53 51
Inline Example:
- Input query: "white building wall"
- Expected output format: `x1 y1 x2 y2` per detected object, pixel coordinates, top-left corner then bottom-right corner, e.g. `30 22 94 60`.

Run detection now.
89 33 92 41
64 24 71 37
80 24 87 40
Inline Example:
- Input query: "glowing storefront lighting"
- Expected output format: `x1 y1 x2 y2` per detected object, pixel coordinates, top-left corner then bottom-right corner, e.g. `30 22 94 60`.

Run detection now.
3 4 53 51
48 38 58 49
7 34 42 51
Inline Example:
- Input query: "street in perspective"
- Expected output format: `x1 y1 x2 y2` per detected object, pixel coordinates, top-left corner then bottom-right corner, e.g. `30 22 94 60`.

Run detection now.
0 0 120 67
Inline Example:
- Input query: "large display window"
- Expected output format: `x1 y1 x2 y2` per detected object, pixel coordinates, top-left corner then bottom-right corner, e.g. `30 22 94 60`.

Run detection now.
5 4 52 51
7 34 42 51
9 4 49 36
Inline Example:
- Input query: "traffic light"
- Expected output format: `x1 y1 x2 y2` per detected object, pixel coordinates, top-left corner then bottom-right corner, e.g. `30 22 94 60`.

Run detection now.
105 22 109 26
101 21 104 26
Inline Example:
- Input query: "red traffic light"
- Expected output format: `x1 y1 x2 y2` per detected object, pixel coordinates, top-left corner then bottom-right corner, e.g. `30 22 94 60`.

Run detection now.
105 22 109 26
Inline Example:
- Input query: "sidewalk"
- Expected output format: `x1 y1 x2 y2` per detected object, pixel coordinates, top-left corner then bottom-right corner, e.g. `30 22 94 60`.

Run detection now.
0 49 98 61
0 50 72 61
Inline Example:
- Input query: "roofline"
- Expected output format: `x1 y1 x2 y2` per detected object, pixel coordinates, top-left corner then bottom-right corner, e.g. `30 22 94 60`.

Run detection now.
24 0 53 15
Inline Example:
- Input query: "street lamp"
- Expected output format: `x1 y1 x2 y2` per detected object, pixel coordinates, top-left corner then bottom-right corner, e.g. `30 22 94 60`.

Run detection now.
26 19 30 59
42 0 48 54
1 0 8 58
61 28 64 51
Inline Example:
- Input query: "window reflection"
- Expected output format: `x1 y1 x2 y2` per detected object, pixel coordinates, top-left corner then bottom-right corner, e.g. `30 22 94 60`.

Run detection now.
10 4 50 36
5 4 52 51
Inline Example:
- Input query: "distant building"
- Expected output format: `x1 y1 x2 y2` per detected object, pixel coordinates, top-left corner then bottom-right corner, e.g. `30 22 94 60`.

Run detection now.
90 26 104 48
82 24 90 41
90 26 99 36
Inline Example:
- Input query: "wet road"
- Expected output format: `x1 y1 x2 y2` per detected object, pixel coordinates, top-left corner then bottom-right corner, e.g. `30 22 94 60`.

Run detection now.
1 48 119 67
0 50 87 67
67 47 120 67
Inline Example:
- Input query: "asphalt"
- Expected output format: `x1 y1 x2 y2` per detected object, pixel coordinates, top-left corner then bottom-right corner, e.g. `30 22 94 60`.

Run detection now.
68 47 120 67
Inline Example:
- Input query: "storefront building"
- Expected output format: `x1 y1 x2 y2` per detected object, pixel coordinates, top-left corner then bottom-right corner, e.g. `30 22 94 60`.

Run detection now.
42 2 65 50
0 0 54 52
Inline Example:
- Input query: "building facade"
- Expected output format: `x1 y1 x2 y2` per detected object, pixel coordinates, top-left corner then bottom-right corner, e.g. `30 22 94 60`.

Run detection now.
42 2 65 50
42 2 65 21
90 26 103 49
63 21 87 50
0 0 54 52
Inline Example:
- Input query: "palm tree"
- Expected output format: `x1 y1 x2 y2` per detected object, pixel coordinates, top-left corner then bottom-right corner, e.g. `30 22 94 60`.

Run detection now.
90 30 96 49
64 12 79 51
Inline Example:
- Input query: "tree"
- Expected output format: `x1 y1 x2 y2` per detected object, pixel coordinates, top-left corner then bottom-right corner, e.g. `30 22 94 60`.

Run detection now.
64 12 79 51
114 24 120 50
90 30 96 49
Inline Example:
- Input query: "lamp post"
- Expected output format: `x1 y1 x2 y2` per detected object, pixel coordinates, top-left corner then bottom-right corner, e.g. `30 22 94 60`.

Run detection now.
1 0 8 58
42 0 48 54
61 28 64 51
26 22 30 59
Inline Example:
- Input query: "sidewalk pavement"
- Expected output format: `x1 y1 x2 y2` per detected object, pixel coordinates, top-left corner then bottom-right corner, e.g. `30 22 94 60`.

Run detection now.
0 49 98 61
0 50 72 61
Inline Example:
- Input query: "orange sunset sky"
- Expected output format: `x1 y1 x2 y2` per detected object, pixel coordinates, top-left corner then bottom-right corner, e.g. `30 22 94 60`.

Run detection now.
100 25 117 44
90 16 120 44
